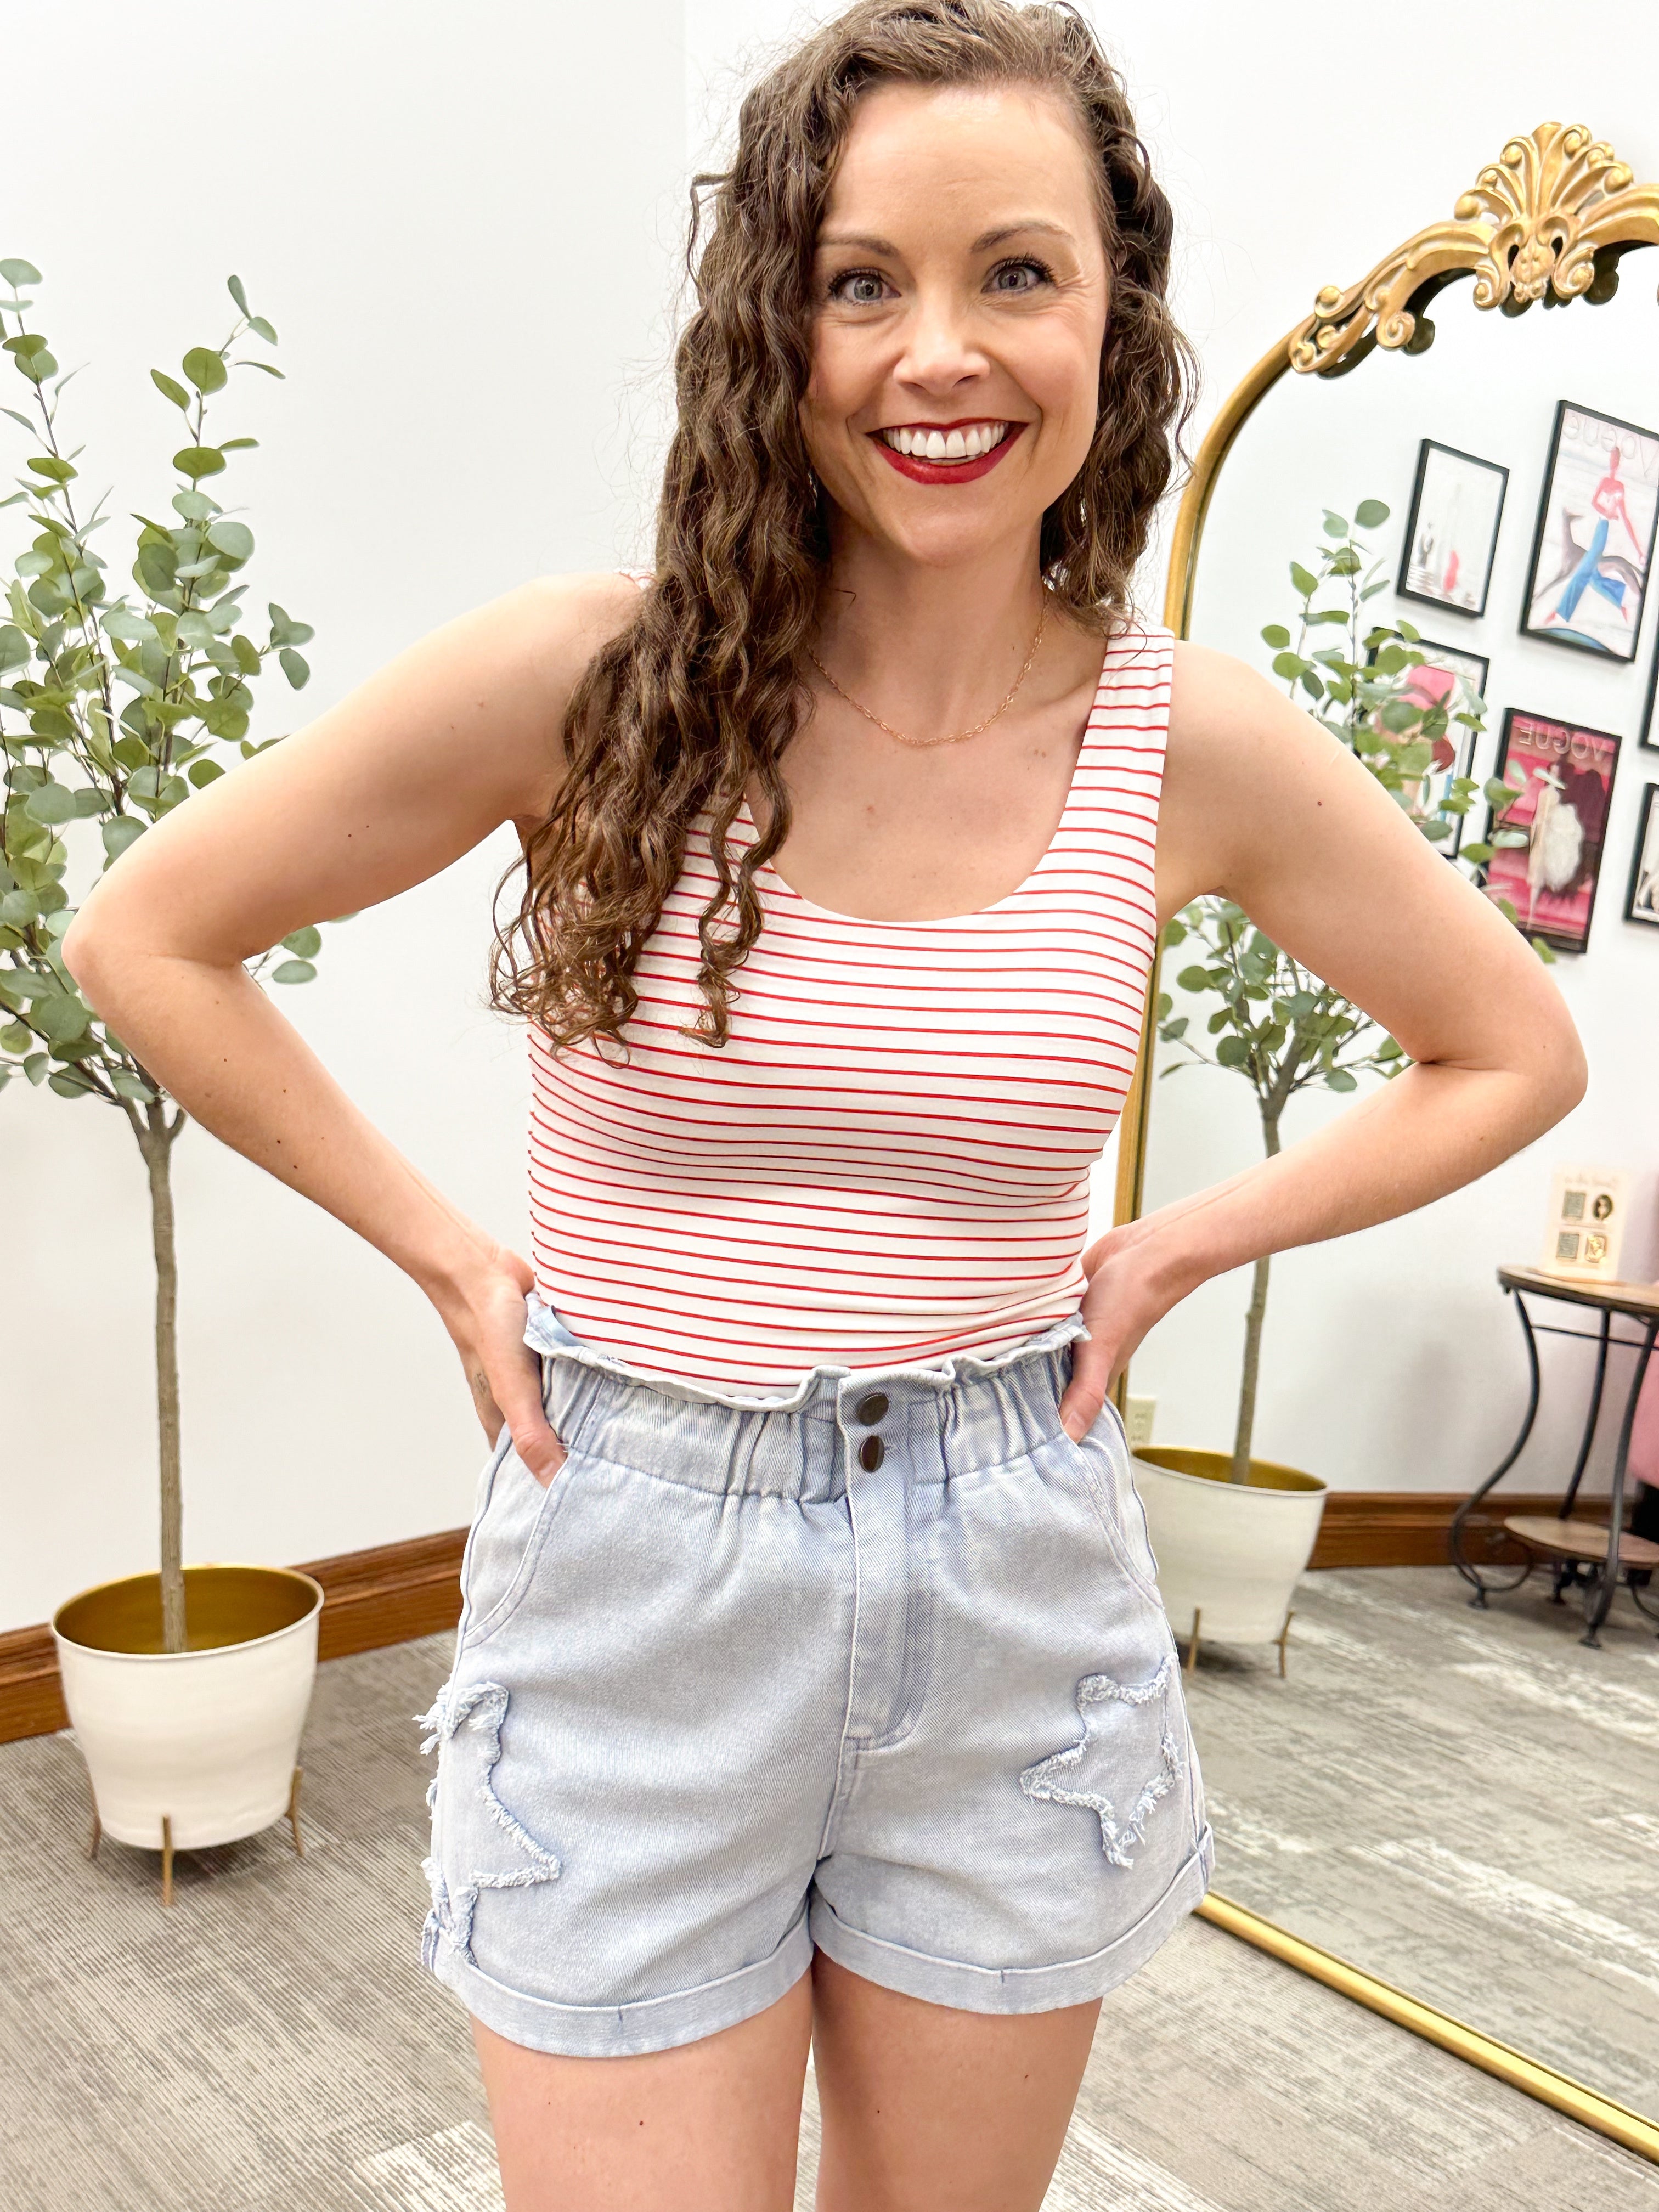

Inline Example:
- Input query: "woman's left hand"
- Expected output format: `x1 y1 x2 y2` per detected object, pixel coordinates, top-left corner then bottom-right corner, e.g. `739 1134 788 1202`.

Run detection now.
1056 1221 1182 1441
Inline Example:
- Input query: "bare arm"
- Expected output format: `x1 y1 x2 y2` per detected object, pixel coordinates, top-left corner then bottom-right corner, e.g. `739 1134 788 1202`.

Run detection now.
1058 640 1587 1436
61 569 645 1480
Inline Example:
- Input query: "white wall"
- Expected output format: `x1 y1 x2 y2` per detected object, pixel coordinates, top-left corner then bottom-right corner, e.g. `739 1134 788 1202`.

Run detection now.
8 2 1658 1633
0 1 685 1631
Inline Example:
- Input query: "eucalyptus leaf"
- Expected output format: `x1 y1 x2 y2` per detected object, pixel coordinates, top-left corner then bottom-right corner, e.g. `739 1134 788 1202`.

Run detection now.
206 518 253 561
22 781 75 825
172 445 227 481
101 815 145 861
282 924 322 957
150 369 190 411
181 346 228 395
270 957 317 984
279 647 309 689
1354 499 1390 528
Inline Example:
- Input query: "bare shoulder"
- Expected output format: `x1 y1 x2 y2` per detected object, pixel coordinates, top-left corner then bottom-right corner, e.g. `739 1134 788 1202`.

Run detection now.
494 569 648 817
1158 638 1415 921
1166 637 1286 762
516 568 649 697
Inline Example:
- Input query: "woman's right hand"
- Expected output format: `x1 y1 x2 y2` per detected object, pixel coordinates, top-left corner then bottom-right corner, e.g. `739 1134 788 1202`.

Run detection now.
437 1244 568 1488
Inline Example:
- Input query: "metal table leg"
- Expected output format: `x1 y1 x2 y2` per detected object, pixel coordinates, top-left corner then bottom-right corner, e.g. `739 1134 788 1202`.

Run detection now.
1452 1289 1541 1601
1559 1308 1611 1521
1582 1318 1658 1647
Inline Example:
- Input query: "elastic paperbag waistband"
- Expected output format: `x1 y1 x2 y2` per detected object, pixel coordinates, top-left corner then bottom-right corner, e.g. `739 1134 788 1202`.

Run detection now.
519 1293 1092 1504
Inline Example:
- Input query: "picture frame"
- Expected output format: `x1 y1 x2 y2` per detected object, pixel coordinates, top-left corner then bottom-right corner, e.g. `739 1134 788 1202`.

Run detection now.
1641 632 1659 753
1481 708 1621 955
1521 400 1659 661
1625 783 1659 928
1370 637 1488 856
1397 439 1509 617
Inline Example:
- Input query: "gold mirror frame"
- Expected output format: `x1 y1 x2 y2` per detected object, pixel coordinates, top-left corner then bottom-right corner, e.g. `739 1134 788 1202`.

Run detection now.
1113 123 1659 2165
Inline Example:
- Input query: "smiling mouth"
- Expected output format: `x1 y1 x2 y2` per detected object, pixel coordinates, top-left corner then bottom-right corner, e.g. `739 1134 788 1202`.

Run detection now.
870 418 1026 484
881 419 1009 461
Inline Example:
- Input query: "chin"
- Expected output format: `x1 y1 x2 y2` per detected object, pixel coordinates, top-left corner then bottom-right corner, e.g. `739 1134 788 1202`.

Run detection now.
853 493 1045 569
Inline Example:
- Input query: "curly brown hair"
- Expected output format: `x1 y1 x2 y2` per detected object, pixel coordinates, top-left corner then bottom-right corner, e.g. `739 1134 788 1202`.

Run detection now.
492 0 1195 1053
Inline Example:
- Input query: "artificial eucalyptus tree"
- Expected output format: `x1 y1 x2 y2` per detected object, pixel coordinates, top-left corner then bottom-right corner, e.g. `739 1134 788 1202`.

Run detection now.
0 258 331 1651
1156 501 1533 1483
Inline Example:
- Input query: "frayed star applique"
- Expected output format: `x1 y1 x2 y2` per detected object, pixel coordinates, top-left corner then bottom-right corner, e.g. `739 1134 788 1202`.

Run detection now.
415 1678 561 1965
1019 1657 1183 1868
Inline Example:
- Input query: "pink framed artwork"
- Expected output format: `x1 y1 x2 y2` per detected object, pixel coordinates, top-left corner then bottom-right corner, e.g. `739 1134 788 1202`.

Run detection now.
1481 708 1621 955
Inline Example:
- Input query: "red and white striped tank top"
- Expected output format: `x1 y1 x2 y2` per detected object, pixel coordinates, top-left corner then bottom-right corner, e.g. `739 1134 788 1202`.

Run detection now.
527 597 1172 1390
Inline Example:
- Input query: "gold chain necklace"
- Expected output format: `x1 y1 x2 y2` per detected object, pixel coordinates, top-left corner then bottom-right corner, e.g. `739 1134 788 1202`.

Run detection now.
806 595 1049 750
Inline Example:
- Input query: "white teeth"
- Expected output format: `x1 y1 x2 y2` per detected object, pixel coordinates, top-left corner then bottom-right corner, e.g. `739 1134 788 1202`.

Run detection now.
880 421 1010 462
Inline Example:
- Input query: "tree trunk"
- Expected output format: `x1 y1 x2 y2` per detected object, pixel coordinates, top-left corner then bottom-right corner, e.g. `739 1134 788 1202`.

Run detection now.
137 1107 187 1652
1229 1108 1283 1483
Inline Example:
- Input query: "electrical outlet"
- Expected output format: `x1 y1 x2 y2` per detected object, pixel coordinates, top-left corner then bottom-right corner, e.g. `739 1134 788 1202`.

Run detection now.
1124 1395 1156 1451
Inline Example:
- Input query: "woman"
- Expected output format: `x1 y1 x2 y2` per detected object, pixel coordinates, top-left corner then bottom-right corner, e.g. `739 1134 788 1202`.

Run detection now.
64 3 1585 2207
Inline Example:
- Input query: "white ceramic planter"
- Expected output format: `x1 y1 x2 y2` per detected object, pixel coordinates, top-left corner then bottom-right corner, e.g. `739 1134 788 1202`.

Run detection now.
52 1564 324 1852
1130 1448 1328 1649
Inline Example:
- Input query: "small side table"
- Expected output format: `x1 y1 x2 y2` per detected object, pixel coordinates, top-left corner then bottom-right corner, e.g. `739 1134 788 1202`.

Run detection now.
1451 1264 1659 1647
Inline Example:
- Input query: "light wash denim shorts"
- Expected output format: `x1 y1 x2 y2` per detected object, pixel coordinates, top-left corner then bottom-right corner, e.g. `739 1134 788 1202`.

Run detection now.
414 1294 1213 2058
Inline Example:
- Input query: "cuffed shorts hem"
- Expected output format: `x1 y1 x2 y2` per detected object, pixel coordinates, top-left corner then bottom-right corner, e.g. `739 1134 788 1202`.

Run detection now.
424 1901 816 2059
808 1827 1215 2017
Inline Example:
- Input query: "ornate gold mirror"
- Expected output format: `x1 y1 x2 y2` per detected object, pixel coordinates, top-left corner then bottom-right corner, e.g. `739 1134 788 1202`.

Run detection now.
1114 126 1659 2160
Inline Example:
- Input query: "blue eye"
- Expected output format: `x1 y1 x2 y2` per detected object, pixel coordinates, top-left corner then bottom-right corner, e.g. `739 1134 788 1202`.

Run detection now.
830 269 889 305
989 258 1052 294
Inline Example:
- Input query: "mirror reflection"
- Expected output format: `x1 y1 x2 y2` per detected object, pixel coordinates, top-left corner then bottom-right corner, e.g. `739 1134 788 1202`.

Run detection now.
1130 223 1659 2117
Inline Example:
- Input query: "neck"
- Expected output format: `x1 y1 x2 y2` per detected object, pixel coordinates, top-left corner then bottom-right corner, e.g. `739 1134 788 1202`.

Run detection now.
812 524 1051 736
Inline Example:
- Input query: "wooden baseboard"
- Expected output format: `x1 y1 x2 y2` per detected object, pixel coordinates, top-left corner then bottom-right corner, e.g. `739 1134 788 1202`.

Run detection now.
1306 1488 1593 1571
0 1488 1611 1746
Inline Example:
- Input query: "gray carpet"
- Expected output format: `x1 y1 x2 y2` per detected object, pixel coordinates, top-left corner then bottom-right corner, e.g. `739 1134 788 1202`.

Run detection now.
1185 1565 1659 2117
1 1628 1655 2210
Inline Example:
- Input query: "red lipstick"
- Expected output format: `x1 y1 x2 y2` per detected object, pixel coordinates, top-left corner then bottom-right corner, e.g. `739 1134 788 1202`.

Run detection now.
871 421 1026 485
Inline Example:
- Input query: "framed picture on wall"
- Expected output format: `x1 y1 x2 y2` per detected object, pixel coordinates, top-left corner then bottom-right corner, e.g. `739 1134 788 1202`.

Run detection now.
1372 638 1489 855
1641 632 1659 752
1397 440 1509 616
1521 400 1659 661
1626 785 1659 928
1481 708 1621 955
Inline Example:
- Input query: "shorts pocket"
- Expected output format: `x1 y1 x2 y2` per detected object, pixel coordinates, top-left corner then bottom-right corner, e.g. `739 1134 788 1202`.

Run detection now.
459 1442 577 1652
1051 1412 1165 1613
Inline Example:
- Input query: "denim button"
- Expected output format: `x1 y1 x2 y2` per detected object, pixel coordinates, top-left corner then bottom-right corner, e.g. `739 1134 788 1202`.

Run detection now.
859 1434 885 1471
856 1391 889 1424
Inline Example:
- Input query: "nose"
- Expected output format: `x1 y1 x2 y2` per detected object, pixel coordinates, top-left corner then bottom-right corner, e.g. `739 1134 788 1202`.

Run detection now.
893 281 989 398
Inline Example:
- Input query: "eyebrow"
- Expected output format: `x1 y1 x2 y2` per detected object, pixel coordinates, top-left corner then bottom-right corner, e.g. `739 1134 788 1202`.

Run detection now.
815 218 1076 255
